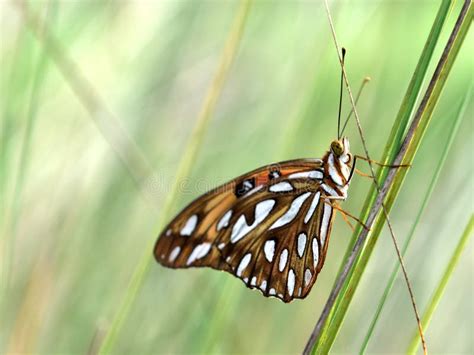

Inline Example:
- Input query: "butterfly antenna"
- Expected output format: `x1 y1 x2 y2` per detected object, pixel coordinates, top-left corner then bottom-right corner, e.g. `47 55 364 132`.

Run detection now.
337 48 346 139
340 77 371 137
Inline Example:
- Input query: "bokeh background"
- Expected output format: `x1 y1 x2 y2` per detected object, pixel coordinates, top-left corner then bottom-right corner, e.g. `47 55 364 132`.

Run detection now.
1 1 472 354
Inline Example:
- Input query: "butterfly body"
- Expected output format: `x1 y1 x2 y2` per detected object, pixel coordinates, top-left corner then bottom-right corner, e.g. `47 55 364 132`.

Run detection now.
154 137 353 302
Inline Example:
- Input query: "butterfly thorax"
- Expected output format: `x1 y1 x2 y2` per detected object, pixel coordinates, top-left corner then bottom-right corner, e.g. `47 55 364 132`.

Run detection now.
321 137 353 200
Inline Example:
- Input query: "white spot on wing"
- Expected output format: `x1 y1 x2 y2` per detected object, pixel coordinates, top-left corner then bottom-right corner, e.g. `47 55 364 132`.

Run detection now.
243 180 253 189
255 199 276 220
288 269 295 297
304 192 320 224
169 246 181 262
217 210 232 231
288 170 323 180
166 229 172 236
236 253 252 277
312 238 319 266
279 248 289 272
251 276 257 286
186 242 211 265
269 288 276 295
218 242 225 250
181 215 198 236
260 280 267 292
305 268 312 286
245 185 264 197
320 202 332 246
231 200 275 243
297 233 307 258
269 170 281 179
264 240 276 262
322 183 338 197
269 181 293 192
270 192 311 230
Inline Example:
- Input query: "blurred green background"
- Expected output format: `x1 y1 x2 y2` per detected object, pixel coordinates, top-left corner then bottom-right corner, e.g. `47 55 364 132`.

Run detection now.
1 0 472 354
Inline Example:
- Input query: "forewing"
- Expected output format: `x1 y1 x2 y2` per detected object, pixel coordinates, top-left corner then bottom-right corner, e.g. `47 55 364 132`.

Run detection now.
154 159 324 275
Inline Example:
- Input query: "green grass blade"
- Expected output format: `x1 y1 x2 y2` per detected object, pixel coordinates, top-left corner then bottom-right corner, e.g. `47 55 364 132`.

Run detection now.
309 0 453 350
360 86 470 353
382 0 455 157
335 0 453 288
309 1 473 353
407 214 474 353
98 1 252 353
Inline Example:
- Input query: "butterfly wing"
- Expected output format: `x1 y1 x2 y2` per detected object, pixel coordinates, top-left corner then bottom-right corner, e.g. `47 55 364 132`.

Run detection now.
154 158 332 302
216 178 335 302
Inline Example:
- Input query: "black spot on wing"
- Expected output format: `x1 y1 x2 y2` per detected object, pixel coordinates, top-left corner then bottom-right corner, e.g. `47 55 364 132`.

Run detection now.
268 169 281 180
235 178 256 197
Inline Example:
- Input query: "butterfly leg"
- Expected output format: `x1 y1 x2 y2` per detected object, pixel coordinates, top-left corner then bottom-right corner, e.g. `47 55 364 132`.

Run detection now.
355 168 372 178
350 155 410 181
337 207 355 232
354 154 411 168
331 203 370 231
321 196 370 231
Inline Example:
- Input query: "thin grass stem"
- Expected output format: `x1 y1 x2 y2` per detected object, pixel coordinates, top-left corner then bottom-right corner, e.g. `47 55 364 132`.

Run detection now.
305 0 472 353
334 0 454 280
306 1 428 352
360 85 470 353
407 214 474 353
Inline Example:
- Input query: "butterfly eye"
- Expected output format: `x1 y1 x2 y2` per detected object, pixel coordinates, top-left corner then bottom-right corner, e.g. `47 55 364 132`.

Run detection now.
330 141 344 156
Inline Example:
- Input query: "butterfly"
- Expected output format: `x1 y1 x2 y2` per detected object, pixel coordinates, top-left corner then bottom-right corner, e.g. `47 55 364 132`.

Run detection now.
154 137 355 303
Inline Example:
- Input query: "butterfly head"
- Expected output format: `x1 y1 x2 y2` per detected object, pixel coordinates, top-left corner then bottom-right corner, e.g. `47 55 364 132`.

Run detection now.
328 137 352 189
330 137 351 163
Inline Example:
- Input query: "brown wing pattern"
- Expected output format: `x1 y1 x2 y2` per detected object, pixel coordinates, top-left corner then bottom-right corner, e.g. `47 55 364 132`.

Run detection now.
154 158 333 302
216 180 334 302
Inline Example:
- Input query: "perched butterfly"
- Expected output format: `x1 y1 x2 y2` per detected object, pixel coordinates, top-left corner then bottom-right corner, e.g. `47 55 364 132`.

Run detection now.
154 136 355 303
